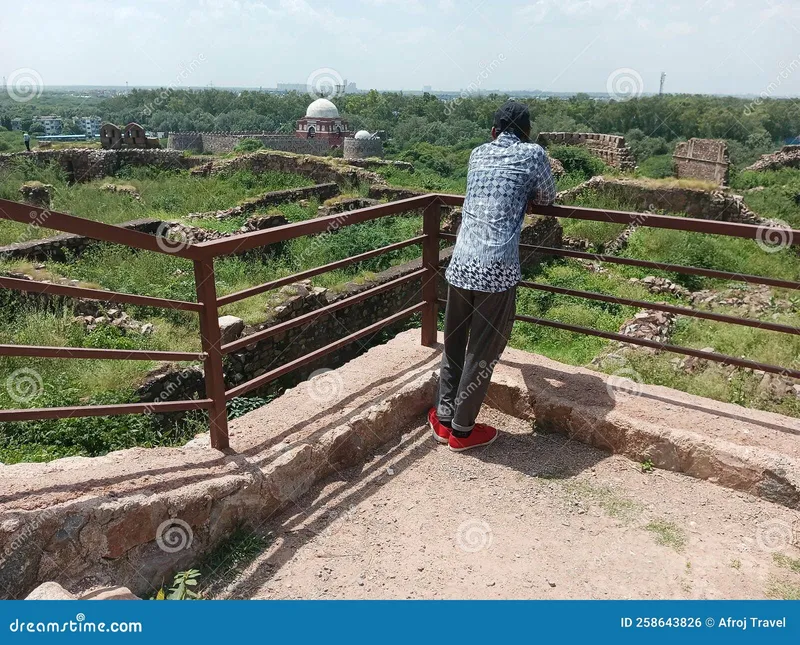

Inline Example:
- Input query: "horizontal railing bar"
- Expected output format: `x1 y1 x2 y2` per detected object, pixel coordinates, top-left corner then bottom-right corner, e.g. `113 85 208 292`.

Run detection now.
222 269 427 354
0 276 203 312
435 194 465 207
0 399 213 422
0 199 201 260
518 244 800 291
438 234 800 290
198 195 437 258
217 235 426 307
533 203 800 244
0 345 204 361
515 314 800 380
519 281 800 336
225 302 425 400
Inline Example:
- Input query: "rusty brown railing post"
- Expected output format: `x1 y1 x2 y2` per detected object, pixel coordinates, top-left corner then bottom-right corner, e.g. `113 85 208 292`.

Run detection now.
193 258 230 450
421 201 440 347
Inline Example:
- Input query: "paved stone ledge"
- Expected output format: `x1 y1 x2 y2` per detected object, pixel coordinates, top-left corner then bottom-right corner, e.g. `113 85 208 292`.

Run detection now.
2 330 799 598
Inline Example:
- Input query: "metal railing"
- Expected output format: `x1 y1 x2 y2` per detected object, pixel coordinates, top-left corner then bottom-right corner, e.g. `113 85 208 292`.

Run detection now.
1 194 799 451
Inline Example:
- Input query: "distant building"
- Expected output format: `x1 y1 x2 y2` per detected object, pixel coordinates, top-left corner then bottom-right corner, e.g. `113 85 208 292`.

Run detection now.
78 116 102 136
295 98 352 146
33 116 63 136
10 118 22 131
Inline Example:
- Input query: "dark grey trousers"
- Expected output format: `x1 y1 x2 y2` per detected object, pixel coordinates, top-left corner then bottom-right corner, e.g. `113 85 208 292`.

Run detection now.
436 283 517 434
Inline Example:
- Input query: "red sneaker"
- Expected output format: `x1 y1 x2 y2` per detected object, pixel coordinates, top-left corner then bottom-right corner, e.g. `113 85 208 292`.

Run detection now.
448 423 498 452
428 408 451 445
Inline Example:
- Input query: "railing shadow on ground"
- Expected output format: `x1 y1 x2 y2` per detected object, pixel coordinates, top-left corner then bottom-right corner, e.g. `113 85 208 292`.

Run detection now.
1 193 800 456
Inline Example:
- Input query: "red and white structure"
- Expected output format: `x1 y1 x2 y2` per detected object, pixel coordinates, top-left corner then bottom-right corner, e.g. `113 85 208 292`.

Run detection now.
295 98 351 147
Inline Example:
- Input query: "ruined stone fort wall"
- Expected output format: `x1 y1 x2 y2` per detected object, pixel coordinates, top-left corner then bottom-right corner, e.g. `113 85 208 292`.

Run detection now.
0 149 202 183
167 131 332 155
673 138 730 186
537 132 636 170
344 138 384 160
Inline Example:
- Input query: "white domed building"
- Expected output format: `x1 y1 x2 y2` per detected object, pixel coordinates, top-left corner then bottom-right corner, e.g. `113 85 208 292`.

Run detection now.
344 129 384 160
295 98 351 147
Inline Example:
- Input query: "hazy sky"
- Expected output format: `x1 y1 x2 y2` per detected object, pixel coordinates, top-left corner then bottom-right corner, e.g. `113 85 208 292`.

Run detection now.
2 0 800 96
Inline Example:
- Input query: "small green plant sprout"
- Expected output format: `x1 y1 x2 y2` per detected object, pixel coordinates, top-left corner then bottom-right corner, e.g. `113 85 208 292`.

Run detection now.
154 569 202 600
641 459 654 473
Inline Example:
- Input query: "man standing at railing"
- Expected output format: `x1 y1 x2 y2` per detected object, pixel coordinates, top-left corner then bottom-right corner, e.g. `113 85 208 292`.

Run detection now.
429 100 556 451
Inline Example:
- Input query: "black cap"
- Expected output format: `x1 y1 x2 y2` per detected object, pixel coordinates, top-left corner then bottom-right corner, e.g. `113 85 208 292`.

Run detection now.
493 100 531 140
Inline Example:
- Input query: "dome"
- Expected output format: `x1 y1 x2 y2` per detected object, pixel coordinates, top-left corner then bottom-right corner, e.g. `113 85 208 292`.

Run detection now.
306 98 340 119
354 130 373 140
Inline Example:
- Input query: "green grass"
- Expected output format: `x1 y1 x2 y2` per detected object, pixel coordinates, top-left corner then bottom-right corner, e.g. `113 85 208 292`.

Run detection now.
0 161 314 245
622 228 800 291
510 260 651 365
0 297 205 464
645 519 687 551
734 168 800 229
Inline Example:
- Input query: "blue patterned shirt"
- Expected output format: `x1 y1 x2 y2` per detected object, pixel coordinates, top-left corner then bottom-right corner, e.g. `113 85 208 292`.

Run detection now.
445 132 556 292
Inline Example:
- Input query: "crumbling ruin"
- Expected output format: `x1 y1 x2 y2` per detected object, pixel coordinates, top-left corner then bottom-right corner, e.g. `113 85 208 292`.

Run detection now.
536 132 636 171
100 122 161 150
673 138 729 186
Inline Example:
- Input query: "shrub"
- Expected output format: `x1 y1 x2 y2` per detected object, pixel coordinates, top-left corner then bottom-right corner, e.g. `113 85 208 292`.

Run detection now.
636 154 674 179
548 145 608 180
234 138 265 153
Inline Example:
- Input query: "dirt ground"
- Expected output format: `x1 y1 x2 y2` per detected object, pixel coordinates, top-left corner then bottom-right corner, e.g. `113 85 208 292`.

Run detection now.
206 409 800 600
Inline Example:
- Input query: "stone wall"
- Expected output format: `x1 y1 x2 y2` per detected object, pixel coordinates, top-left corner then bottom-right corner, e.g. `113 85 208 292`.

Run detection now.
344 138 384 160
746 146 800 172
537 132 636 170
191 150 386 186
0 149 203 183
0 218 163 262
185 183 341 220
673 138 729 186
167 132 333 156
558 176 761 224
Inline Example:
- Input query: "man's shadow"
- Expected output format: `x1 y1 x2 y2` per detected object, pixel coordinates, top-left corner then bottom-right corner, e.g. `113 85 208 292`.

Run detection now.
464 356 621 480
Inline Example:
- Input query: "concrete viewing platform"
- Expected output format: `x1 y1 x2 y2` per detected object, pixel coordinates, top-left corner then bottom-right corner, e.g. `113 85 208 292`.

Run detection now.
1 330 799 599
